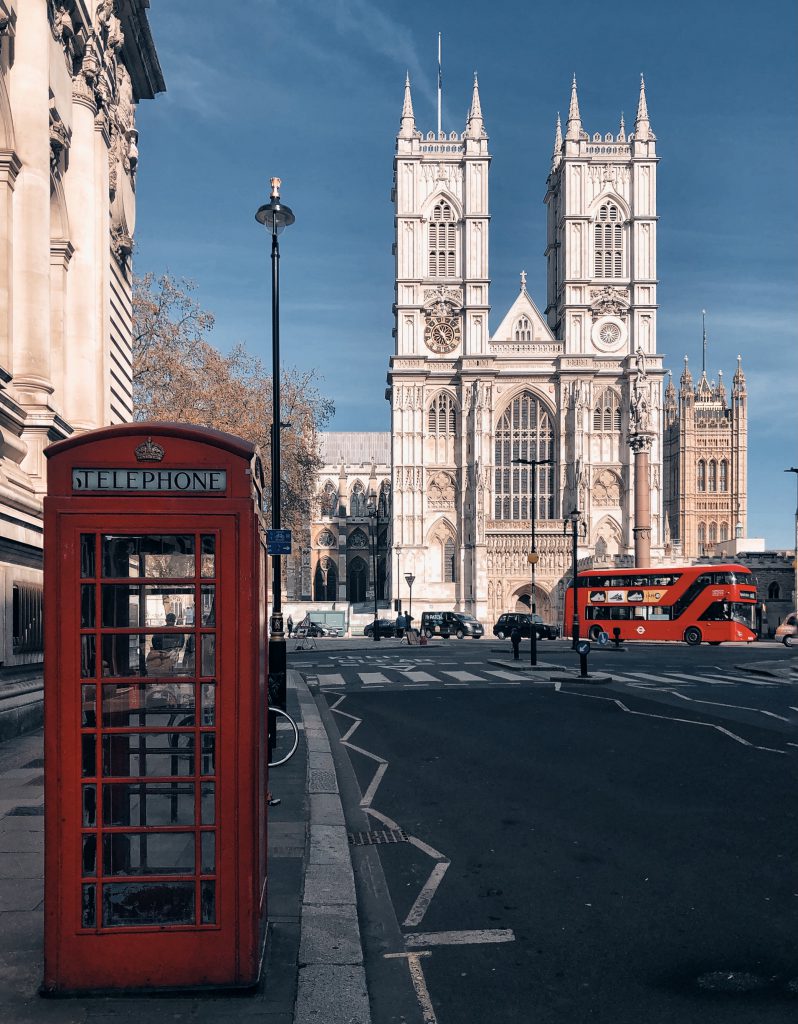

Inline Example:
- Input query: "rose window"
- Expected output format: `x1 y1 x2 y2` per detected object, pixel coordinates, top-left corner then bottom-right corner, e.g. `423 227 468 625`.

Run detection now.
599 323 621 346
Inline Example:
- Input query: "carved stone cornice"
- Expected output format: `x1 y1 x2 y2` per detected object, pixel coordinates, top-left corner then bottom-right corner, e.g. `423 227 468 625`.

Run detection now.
0 149 22 186
628 432 654 454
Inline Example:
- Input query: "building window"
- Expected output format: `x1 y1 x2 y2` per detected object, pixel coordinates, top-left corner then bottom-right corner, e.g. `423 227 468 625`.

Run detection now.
720 460 728 492
592 389 622 432
768 581 780 601
428 201 457 277
347 557 368 603
593 203 624 278
720 522 728 541
493 392 555 520
320 481 338 517
697 460 706 492
514 316 532 342
350 481 367 517
708 460 717 492
709 522 717 544
443 537 456 583
313 559 337 602
697 522 706 554
13 583 44 655
428 392 457 434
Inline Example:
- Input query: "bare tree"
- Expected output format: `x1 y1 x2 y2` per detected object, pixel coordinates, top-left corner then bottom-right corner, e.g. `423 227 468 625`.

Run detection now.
132 272 333 533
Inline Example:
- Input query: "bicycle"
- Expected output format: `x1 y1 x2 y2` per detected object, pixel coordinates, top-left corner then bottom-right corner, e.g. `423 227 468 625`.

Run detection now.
267 706 299 767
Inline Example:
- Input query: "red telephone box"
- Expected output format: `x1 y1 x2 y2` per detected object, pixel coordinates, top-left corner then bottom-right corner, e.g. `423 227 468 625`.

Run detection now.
43 424 269 992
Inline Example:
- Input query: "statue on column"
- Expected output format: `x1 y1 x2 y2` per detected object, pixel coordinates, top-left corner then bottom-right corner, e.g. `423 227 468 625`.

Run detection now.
629 346 651 433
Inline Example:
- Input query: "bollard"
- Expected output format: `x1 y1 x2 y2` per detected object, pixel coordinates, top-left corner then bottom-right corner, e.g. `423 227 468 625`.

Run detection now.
579 652 589 677
612 627 623 649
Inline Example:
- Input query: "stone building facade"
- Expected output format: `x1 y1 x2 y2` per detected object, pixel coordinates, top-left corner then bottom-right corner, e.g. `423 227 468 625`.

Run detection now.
303 432 391 608
663 356 748 559
386 74 664 624
0 0 162 730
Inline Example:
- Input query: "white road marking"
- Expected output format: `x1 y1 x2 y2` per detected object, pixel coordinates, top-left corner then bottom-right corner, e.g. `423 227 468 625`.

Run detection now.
404 861 450 927
405 929 515 948
560 691 787 754
484 669 523 682
360 672 392 686
317 673 346 687
665 690 790 721
384 952 437 1024
404 683 430 689
401 671 439 682
442 670 483 682
360 762 389 808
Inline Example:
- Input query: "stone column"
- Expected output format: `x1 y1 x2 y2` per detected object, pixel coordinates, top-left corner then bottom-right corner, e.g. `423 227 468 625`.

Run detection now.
11 0 52 405
630 432 654 567
0 152 21 374
63 65 101 430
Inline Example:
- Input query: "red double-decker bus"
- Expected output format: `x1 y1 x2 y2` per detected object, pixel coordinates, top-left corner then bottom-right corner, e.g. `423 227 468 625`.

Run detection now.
563 564 758 646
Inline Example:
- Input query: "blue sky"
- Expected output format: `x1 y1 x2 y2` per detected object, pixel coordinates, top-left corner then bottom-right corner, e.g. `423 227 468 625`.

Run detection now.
135 0 797 548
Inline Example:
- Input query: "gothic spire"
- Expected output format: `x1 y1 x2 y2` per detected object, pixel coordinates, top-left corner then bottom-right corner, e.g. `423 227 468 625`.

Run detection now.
565 74 583 141
618 112 626 143
633 74 653 141
680 354 693 390
733 354 747 396
466 72 484 137
399 72 416 138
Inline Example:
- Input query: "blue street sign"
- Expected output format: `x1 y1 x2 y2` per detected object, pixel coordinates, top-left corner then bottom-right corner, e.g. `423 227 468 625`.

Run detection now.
597 630 610 647
267 529 292 555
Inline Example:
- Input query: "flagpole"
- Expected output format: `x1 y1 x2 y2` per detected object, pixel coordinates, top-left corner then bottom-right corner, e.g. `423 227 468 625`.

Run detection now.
437 32 442 136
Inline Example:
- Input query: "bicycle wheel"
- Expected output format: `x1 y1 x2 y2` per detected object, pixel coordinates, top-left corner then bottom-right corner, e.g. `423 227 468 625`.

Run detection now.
268 706 299 767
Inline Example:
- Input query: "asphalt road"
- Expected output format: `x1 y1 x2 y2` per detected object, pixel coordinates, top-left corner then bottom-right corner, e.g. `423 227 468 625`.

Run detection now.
297 638 798 1023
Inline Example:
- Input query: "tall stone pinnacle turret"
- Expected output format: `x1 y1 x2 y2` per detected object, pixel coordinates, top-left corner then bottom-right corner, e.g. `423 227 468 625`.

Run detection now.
565 75 582 141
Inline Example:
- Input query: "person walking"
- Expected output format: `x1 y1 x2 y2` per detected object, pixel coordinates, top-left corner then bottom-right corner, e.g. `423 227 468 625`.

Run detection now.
510 625 521 661
287 614 294 638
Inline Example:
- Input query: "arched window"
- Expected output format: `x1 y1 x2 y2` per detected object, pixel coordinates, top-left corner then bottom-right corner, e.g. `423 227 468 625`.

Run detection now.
768 581 780 601
320 481 338 517
697 460 706 492
697 522 706 554
720 522 729 541
346 556 367 603
592 389 622 432
708 460 717 492
493 392 555 520
313 559 337 602
378 483 389 518
443 537 456 583
720 460 729 492
709 522 717 544
350 481 366 517
514 316 532 342
428 201 457 277
594 202 624 278
428 392 457 434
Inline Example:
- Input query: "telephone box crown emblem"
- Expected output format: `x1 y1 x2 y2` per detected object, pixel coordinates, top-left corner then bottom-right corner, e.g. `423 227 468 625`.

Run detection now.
135 437 165 462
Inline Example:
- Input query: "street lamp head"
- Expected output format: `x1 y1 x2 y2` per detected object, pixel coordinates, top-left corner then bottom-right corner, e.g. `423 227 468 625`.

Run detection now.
256 177 295 236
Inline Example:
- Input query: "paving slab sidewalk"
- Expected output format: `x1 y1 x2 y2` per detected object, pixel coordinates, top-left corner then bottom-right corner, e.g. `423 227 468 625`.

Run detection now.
0 670 369 1023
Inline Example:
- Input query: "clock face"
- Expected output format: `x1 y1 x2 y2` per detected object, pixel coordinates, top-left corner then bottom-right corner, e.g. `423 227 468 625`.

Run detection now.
424 315 460 353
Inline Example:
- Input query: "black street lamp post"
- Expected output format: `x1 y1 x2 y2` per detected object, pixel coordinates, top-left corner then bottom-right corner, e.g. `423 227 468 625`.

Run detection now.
256 177 295 710
395 545 402 614
367 490 381 641
564 508 587 650
512 456 553 667
404 573 415 626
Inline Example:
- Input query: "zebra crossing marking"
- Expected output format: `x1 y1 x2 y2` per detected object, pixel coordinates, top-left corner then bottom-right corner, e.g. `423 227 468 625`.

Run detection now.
360 672 392 686
317 673 346 688
442 670 484 682
400 670 439 683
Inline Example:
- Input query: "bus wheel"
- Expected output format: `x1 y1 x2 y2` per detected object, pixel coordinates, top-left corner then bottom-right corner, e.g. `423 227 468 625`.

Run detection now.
684 627 702 646
589 625 603 641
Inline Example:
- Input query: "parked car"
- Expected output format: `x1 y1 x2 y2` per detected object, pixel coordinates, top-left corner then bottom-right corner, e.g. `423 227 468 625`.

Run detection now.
493 612 559 641
775 611 797 647
420 611 484 639
364 618 400 639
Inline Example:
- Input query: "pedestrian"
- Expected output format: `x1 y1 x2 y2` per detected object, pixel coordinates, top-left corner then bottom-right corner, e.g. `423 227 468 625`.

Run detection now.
287 614 294 638
510 626 521 661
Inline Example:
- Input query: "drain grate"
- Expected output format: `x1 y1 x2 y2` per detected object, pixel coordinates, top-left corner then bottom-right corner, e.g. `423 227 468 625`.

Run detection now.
7 805 44 816
348 828 409 847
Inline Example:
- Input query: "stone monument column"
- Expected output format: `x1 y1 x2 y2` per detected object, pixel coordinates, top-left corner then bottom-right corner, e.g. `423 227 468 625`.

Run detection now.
628 347 654 567
630 433 654 566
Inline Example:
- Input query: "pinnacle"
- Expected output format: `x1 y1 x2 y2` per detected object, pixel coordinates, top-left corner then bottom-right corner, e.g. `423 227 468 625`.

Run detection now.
565 74 582 141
